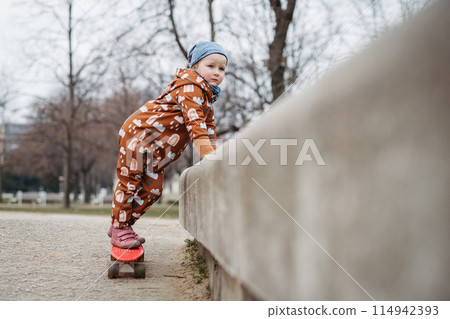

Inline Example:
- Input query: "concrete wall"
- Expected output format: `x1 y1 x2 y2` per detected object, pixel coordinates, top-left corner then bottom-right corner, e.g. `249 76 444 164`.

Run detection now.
179 0 450 301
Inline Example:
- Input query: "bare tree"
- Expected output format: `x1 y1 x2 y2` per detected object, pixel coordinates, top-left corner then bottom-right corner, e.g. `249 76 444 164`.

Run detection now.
168 0 189 59
8 96 66 191
73 113 108 203
208 0 216 41
21 0 110 208
64 0 76 208
268 0 297 101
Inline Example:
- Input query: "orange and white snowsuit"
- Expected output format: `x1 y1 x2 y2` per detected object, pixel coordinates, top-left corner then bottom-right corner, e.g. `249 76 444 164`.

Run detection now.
111 68 217 228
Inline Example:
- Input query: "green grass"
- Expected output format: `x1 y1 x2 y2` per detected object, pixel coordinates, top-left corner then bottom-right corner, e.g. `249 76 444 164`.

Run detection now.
0 202 179 218
184 239 209 284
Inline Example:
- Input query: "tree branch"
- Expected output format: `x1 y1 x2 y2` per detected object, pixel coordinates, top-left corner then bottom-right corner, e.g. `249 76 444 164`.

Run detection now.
168 0 188 59
208 0 215 41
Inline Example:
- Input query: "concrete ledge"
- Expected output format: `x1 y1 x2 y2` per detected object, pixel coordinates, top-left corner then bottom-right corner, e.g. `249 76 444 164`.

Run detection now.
196 241 257 300
180 0 450 300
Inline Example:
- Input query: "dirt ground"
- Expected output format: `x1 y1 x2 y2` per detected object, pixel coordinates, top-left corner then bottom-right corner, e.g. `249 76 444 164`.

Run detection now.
0 211 211 301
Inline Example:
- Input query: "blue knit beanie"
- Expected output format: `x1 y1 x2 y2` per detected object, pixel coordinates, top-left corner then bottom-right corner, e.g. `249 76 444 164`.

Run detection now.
188 41 228 68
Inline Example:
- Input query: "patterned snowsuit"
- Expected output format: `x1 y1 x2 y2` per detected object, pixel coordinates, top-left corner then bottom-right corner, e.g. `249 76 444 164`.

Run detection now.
111 68 217 228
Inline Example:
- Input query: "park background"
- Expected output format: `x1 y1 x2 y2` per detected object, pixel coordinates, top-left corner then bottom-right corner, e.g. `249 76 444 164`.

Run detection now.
0 0 431 211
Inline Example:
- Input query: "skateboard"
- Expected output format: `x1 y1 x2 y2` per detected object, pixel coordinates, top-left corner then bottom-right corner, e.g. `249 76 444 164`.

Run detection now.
108 245 145 279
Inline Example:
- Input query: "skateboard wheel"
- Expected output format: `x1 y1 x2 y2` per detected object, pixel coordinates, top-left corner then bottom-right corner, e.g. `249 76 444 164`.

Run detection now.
137 254 144 262
134 264 145 278
111 255 117 261
108 263 120 279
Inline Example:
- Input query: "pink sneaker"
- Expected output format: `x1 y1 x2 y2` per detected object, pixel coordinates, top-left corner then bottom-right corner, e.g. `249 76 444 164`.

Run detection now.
110 226 141 249
108 225 145 244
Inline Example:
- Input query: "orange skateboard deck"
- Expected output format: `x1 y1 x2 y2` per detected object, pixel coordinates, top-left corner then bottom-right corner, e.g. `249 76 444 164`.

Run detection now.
108 245 145 278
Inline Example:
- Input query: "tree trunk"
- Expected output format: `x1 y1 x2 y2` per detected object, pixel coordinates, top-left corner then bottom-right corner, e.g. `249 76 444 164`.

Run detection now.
73 170 79 202
168 0 188 59
64 0 75 209
208 0 215 41
80 169 91 204
63 144 71 208
83 171 91 204
268 0 297 102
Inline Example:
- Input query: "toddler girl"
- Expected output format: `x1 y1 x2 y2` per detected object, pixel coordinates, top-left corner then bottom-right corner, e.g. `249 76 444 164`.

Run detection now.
108 41 227 248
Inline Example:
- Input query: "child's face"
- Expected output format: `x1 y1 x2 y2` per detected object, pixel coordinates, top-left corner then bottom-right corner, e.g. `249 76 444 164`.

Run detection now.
193 54 227 87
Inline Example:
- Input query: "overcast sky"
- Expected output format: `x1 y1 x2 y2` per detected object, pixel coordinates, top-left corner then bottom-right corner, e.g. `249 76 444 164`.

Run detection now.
0 0 18 66
1 0 59 123
0 0 431 125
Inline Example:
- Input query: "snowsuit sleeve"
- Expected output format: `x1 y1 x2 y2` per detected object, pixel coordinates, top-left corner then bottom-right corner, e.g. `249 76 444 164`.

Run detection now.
205 104 217 150
177 84 216 157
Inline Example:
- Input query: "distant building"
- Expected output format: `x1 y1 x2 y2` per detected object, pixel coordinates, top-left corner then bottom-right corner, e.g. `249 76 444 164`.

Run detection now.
6 122 28 148
1 122 28 155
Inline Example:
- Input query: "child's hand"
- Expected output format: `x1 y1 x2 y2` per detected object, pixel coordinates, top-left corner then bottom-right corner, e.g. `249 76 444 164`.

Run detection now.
193 138 215 159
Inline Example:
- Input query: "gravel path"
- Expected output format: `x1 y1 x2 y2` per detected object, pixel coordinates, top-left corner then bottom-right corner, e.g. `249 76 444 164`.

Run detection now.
0 211 211 301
